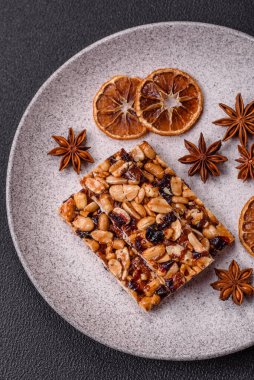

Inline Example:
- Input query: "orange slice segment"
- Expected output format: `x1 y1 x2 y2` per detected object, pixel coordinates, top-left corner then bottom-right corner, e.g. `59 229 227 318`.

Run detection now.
135 68 203 136
93 76 147 140
239 196 254 257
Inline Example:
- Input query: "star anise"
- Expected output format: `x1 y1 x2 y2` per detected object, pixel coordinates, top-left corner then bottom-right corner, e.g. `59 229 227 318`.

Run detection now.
48 128 94 174
178 133 228 183
211 260 254 305
235 143 254 181
213 93 254 146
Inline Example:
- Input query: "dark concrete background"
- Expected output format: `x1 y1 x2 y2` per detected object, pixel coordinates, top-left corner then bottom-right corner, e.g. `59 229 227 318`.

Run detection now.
1 0 254 379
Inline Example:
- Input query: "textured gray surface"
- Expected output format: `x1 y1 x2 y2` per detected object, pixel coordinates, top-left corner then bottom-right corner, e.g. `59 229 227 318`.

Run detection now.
6 22 254 361
2 0 254 378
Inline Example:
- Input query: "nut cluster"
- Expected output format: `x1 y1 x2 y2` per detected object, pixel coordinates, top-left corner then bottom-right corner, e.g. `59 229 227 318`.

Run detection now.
80 142 216 290
60 190 165 311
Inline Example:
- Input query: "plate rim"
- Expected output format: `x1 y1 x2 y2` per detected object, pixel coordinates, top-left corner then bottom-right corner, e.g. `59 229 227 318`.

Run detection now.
6 21 254 360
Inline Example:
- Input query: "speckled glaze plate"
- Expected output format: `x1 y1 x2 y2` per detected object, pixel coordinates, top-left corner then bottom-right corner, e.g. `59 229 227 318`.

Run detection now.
6 22 254 360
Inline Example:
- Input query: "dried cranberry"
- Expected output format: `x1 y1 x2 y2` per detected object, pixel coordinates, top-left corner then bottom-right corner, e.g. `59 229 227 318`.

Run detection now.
109 155 116 165
195 215 208 230
128 279 139 292
140 174 149 185
165 278 175 292
156 174 172 203
129 281 137 290
146 224 164 243
99 244 107 255
124 165 142 182
155 285 168 298
157 174 171 188
131 218 137 228
158 212 177 229
132 267 141 280
120 149 132 162
135 236 145 252
129 279 145 294
110 211 129 227
160 190 172 202
210 236 229 251
124 218 137 234
76 230 91 239
159 260 174 272
162 194 172 204
192 251 201 259
92 215 99 226
192 223 202 232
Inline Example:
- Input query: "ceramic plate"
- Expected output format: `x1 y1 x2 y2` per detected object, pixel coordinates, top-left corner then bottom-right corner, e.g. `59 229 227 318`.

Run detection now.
6 22 254 360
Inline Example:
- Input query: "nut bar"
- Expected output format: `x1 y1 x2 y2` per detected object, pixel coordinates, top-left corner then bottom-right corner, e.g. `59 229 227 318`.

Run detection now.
129 141 234 253
59 189 171 311
80 148 214 288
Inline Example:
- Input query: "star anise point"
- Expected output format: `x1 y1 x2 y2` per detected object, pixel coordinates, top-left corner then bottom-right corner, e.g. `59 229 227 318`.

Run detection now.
213 93 254 146
179 133 227 183
211 260 254 305
235 143 254 181
48 128 94 174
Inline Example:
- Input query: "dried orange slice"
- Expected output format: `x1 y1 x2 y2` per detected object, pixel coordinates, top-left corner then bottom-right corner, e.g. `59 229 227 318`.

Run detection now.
135 68 203 136
93 76 147 140
239 196 254 257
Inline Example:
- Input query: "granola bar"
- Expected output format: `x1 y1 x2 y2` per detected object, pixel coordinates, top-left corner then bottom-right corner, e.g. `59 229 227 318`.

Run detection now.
59 189 170 311
80 148 214 287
